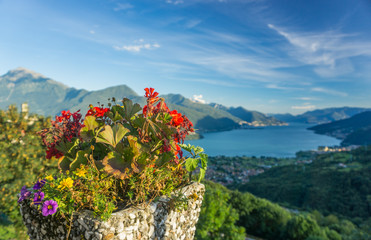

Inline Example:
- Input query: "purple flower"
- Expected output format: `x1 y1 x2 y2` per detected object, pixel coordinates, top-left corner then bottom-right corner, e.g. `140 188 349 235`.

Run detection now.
42 200 58 216
18 185 31 203
33 192 45 205
33 179 46 190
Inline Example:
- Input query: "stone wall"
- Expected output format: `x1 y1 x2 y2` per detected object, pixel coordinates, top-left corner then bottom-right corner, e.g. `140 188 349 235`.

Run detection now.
19 182 205 240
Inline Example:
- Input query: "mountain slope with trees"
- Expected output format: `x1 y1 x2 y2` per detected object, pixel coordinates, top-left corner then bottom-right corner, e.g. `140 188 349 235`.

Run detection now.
308 111 371 145
238 147 371 222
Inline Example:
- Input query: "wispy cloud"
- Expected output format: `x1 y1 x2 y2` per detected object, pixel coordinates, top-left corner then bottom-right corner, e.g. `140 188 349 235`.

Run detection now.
166 0 184 5
268 24 371 78
185 19 202 28
114 3 134 11
295 97 320 101
266 84 303 90
311 87 348 97
114 39 160 52
172 77 242 87
291 105 316 110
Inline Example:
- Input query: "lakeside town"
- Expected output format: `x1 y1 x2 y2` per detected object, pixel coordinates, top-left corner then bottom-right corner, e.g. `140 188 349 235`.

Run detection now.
205 145 362 187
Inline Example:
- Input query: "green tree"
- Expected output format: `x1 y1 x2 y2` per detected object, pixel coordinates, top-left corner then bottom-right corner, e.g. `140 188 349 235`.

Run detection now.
229 190 291 239
0 106 56 238
283 215 325 240
195 181 245 240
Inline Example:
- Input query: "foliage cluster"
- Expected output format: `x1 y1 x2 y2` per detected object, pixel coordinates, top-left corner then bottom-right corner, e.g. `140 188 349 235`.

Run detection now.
196 181 370 240
239 148 371 222
18 88 207 222
0 106 56 238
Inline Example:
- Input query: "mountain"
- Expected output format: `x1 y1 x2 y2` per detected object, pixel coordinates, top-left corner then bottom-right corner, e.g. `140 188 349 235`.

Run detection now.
268 113 297 122
209 103 286 126
0 68 283 132
271 107 370 124
0 68 138 116
308 111 371 146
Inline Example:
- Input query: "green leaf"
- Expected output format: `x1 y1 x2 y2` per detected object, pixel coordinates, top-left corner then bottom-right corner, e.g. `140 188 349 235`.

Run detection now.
156 152 173 167
80 116 100 141
162 112 172 123
110 105 124 122
55 139 80 158
83 116 99 130
69 150 88 171
121 98 142 121
200 153 208 169
102 151 131 180
198 168 206 182
96 123 129 148
58 156 72 172
179 143 193 153
185 158 198 172
193 146 204 155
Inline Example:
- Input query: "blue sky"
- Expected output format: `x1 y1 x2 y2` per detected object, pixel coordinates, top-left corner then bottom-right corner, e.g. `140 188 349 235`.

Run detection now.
1 0 371 114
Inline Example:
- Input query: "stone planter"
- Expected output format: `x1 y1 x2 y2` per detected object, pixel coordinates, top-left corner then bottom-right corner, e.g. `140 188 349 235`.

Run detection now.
19 182 205 240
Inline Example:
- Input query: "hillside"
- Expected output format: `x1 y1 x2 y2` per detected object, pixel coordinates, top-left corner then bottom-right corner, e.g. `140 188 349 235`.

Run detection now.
0 68 283 132
272 107 370 124
238 147 371 221
308 111 371 145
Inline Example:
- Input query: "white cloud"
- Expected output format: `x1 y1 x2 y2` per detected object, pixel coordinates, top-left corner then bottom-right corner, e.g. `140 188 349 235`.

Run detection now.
192 94 206 104
295 97 319 101
266 84 293 90
89 30 95 34
185 19 202 29
166 0 184 4
265 84 306 91
311 87 348 97
313 59 354 78
114 3 134 11
114 40 160 52
291 105 316 110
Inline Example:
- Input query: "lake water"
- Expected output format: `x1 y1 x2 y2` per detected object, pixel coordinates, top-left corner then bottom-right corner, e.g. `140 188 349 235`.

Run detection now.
187 123 341 157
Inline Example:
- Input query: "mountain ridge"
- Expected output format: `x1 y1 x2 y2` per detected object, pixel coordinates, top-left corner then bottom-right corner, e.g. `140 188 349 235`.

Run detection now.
271 107 371 124
0 68 283 132
308 111 371 146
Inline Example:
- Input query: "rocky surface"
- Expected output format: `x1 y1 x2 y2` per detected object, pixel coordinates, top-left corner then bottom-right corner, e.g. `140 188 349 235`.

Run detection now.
20 182 205 240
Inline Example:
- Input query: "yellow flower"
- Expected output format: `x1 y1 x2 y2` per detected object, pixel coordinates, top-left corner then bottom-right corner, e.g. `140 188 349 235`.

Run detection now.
58 177 74 190
45 175 54 181
76 166 87 178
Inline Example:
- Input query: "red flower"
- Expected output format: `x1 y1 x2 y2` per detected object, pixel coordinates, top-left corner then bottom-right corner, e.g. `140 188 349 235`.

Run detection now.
41 110 83 159
46 146 63 159
85 107 109 117
144 88 159 98
144 88 159 105
170 110 184 126
142 105 148 117
56 110 72 122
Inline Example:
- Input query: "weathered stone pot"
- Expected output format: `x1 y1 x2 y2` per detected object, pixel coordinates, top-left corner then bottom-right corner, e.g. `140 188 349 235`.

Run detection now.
19 182 205 240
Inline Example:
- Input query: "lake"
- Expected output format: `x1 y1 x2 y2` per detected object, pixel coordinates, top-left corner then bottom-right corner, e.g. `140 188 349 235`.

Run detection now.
187 123 341 157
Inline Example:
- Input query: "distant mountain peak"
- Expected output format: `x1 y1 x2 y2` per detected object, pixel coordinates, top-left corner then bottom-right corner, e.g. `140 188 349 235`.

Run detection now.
3 67 46 81
1 67 69 90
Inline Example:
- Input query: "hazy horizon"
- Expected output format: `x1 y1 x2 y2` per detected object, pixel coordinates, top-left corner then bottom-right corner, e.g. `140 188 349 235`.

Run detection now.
2 67 370 116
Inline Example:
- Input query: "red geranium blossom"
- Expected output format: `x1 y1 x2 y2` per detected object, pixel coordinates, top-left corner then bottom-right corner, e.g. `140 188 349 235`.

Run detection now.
86 106 110 118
